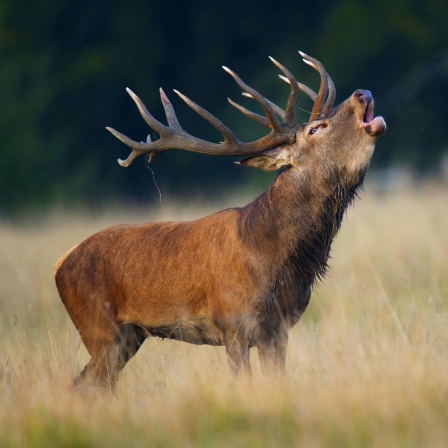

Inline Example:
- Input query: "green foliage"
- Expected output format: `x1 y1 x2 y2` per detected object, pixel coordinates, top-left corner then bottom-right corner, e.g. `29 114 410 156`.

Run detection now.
0 0 447 213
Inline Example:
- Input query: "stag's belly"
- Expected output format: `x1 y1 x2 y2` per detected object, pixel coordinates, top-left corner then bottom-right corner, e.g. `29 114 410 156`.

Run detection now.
143 316 225 345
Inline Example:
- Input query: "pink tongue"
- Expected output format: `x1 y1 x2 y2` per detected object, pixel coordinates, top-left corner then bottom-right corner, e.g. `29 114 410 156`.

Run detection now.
365 116 386 136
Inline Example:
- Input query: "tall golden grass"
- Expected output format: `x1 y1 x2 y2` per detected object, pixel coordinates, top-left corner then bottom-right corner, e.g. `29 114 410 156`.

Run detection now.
1 183 447 447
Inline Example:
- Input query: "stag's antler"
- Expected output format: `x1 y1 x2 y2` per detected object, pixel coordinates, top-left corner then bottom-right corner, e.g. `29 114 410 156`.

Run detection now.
107 52 336 167
299 52 336 121
277 52 336 121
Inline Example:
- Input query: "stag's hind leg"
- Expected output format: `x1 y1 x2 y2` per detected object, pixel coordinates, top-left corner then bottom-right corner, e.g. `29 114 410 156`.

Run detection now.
75 323 147 390
74 321 120 389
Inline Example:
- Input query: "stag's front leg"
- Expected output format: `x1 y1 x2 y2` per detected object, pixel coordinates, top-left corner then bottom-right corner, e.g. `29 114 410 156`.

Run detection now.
225 330 252 375
257 330 288 376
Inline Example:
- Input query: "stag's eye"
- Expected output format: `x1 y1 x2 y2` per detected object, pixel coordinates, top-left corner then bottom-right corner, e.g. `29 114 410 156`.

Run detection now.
308 123 328 136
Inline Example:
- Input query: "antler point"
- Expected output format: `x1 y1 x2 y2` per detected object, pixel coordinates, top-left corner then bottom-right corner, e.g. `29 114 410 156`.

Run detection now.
303 59 315 68
173 89 185 100
222 66 231 74
160 88 169 104
278 75 291 84
106 126 119 137
126 88 139 100
117 158 129 167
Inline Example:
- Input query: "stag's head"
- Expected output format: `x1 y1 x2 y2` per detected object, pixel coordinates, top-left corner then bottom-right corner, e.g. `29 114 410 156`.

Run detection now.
276 91 385 177
107 51 386 185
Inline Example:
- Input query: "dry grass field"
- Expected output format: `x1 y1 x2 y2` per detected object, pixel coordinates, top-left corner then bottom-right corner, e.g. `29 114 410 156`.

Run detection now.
0 182 447 447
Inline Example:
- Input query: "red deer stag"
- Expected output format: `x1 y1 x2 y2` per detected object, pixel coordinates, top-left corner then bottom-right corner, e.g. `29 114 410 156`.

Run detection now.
55 52 386 388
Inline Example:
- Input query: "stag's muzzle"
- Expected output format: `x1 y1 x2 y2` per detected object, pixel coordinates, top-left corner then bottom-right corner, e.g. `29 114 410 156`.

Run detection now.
354 89 386 138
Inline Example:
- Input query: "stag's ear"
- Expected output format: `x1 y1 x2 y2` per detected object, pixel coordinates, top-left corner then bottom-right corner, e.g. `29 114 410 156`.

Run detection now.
236 146 292 172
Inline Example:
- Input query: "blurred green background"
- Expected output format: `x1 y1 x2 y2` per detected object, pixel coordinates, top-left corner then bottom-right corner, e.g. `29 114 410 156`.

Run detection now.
1 0 447 214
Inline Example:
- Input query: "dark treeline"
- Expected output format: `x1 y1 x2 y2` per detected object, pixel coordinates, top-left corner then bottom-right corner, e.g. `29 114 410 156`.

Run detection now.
1 0 447 213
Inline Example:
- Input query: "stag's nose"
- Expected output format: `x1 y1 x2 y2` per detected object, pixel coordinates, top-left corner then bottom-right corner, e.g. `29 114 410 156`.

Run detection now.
354 89 372 104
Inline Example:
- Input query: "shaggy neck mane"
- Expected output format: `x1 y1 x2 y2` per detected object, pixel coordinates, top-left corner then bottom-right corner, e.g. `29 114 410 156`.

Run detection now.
289 167 366 285
239 165 367 289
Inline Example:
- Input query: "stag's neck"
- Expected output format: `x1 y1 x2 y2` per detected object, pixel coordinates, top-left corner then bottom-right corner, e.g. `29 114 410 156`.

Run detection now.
239 165 366 283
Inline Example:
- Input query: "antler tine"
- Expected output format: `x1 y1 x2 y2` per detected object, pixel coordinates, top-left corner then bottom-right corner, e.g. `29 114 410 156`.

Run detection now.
126 88 167 134
107 88 182 167
278 75 318 103
268 57 299 127
299 51 329 122
279 66 335 116
227 97 271 128
322 74 336 114
159 88 182 128
223 66 282 131
173 89 238 143
105 127 151 167
241 92 286 120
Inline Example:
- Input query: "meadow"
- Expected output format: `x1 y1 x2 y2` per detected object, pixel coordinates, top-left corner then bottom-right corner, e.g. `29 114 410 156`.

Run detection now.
0 182 447 447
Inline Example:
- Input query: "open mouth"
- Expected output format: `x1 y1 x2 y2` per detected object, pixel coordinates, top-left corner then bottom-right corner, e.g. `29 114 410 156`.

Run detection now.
361 99 386 137
362 98 374 125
